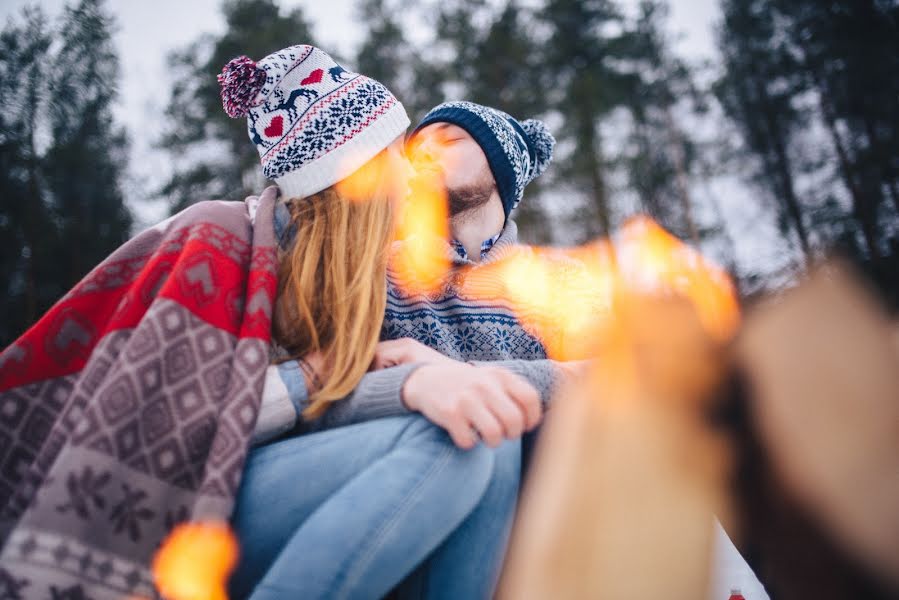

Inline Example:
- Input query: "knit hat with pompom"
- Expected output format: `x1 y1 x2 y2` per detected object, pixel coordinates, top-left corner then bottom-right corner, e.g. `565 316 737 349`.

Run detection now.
218 45 410 200
409 101 555 219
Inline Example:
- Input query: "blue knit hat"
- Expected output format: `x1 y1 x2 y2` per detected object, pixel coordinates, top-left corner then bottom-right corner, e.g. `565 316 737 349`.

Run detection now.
409 101 555 219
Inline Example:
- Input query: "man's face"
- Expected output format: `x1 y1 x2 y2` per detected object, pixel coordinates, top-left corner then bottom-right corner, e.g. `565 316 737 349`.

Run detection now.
407 123 497 216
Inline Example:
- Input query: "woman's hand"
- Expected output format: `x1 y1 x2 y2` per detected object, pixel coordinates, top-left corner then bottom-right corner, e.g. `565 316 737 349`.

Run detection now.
402 362 542 449
371 338 457 370
299 351 326 393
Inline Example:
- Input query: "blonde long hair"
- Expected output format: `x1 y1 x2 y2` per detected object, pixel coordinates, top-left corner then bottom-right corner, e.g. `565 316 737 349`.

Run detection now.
273 152 395 419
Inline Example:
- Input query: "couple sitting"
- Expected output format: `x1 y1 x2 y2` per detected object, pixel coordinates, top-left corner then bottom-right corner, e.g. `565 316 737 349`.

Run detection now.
235 45 565 599
0 43 572 599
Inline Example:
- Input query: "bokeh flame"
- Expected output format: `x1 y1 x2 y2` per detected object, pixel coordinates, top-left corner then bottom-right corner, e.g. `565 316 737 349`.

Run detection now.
334 147 392 203
390 161 451 295
616 216 741 344
153 521 238 600
471 216 740 360
343 142 739 357
479 242 617 360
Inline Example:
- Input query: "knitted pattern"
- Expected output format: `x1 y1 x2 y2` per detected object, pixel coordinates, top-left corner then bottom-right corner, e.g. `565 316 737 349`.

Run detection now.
219 45 410 200
0 189 281 598
382 222 548 362
410 102 556 218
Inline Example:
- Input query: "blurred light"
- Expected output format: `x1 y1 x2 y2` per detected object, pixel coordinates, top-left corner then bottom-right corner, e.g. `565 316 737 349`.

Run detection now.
390 159 451 295
334 149 390 203
616 216 741 343
153 521 238 600
473 216 740 360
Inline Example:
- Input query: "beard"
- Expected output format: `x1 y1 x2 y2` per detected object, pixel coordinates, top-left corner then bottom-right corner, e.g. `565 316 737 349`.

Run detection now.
448 180 496 217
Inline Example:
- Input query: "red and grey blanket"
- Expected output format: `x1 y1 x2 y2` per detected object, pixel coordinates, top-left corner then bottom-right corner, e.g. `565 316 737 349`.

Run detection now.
0 187 279 598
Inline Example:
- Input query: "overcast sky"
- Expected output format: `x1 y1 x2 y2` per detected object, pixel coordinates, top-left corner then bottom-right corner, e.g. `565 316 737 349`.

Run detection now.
0 0 795 281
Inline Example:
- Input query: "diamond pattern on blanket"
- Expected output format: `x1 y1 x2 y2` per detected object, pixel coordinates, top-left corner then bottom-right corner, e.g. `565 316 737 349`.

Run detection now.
60 301 258 496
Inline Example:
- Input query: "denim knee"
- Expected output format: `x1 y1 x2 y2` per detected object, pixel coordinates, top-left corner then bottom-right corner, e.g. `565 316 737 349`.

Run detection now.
400 415 498 506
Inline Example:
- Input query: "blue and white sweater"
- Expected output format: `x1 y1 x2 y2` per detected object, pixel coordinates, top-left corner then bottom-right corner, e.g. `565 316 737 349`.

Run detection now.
383 221 554 365
251 204 559 444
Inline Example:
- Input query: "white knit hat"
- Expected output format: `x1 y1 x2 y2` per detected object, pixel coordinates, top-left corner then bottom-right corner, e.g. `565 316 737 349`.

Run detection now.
218 44 410 199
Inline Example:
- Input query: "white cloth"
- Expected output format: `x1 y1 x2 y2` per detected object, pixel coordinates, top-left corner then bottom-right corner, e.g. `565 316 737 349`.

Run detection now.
708 520 770 600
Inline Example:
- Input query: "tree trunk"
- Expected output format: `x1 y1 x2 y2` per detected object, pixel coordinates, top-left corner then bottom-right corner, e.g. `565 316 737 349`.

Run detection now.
862 115 899 216
582 113 612 237
752 79 813 265
697 156 740 277
664 107 700 246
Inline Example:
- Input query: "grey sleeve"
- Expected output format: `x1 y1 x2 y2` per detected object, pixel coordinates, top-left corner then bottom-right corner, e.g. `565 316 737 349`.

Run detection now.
470 359 560 408
296 363 421 434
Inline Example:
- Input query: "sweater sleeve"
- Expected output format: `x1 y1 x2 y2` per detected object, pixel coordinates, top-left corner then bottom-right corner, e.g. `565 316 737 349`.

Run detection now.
252 357 557 444
251 364 302 445
470 359 560 408
252 360 422 443
296 363 421 433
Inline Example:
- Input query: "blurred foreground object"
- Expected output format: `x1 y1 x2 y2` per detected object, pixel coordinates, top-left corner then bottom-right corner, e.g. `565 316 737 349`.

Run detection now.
500 258 899 599
153 521 238 600
500 292 735 598
732 263 899 599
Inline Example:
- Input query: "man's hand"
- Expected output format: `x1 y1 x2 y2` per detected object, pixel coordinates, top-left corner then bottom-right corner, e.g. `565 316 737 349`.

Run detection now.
372 338 457 370
402 362 542 449
555 359 592 381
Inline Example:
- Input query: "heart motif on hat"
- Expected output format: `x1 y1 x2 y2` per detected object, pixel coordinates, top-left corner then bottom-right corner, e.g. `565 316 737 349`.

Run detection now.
301 69 323 86
264 116 284 138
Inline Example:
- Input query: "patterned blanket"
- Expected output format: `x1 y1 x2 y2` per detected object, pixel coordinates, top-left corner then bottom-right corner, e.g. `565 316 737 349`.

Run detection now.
0 188 279 599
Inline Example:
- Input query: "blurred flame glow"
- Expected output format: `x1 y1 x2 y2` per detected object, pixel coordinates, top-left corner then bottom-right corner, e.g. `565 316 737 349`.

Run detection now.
153 521 238 600
334 149 391 203
390 148 739 356
390 161 451 295
471 217 739 359
483 242 617 360
616 216 741 343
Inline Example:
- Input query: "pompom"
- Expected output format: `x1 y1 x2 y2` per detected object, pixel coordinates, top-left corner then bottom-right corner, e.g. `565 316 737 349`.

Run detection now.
217 56 267 118
521 119 556 181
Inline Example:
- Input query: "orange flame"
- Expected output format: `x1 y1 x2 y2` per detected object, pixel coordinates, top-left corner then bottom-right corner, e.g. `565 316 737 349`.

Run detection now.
481 242 616 360
615 217 741 343
390 161 451 295
474 216 739 360
334 148 392 203
153 521 238 600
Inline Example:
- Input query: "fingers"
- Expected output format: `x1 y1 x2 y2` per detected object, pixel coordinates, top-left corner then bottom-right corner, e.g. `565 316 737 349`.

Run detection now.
445 418 478 450
465 400 505 448
372 339 407 370
497 369 542 431
370 352 393 371
484 390 526 440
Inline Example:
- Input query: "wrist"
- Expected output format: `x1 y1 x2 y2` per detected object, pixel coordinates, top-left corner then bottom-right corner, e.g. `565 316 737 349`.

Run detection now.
401 364 432 411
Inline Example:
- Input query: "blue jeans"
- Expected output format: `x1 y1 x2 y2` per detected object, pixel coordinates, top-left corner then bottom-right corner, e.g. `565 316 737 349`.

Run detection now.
393 439 522 599
229 415 510 599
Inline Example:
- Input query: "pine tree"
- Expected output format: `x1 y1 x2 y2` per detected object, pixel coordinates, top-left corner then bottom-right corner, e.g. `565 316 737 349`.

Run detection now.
715 0 814 264
538 0 643 239
774 0 899 261
159 0 315 212
0 7 53 345
624 0 702 244
45 0 132 288
0 0 131 346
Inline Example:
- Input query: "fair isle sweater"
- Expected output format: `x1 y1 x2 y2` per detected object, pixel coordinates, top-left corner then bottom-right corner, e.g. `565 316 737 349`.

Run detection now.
383 221 557 371
251 206 559 444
